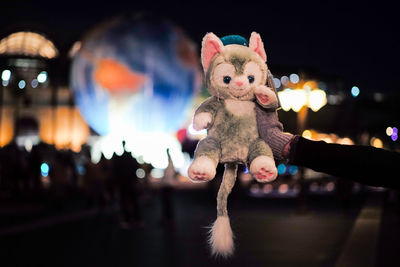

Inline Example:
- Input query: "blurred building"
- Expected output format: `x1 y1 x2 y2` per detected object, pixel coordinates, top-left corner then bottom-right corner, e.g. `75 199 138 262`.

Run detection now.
0 30 89 152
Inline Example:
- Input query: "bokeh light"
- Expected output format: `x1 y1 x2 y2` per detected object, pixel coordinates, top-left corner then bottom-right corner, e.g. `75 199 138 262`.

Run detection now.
40 162 50 177
326 182 335 192
277 89 293 111
288 165 298 175
136 168 146 179
291 89 307 112
386 127 393 136
302 130 312 139
18 80 26 89
289 73 299 84
370 137 383 148
278 184 288 194
1 69 11 81
263 184 273 194
31 79 39 88
280 76 289 86
277 163 286 175
308 89 327 112
351 86 360 97
37 71 47 83
273 78 281 88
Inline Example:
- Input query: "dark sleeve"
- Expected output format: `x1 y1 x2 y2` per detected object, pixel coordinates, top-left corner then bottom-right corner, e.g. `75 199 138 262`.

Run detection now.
289 136 400 188
255 104 293 162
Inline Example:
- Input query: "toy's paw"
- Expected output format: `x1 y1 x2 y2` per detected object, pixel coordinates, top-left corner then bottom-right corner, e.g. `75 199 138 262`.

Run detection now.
188 156 216 182
254 85 278 107
250 156 277 183
193 112 212 131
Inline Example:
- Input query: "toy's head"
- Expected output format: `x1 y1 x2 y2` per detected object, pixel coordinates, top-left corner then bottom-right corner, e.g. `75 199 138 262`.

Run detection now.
201 32 275 106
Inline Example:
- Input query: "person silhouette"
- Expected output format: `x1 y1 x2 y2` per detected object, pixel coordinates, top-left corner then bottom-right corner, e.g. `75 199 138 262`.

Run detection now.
112 141 142 229
160 149 177 226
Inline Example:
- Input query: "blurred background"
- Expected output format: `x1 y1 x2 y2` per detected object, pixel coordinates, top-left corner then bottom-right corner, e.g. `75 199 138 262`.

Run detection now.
0 1 399 266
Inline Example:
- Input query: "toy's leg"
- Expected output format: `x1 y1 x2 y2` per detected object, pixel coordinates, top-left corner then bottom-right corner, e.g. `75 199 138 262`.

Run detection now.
209 163 237 258
248 138 277 183
188 137 220 182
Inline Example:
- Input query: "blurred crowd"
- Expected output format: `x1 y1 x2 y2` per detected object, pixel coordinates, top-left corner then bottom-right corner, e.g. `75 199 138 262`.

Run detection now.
0 140 162 229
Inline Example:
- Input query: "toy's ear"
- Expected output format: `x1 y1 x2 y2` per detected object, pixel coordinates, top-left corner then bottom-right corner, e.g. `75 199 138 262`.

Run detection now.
201 33 224 72
249 32 267 62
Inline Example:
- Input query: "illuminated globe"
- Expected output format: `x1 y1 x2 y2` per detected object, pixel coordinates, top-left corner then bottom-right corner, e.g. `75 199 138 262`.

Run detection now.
70 15 202 168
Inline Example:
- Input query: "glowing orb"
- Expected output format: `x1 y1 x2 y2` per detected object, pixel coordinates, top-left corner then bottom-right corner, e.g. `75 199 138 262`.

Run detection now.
70 15 202 170
70 15 201 136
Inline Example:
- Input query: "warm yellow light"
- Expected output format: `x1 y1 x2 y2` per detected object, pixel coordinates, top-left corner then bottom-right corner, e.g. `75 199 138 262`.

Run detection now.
39 107 89 152
386 127 393 136
291 89 307 112
0 31 58 59
0 108 14 146
277 89 293 111
370 137 383 148
303 81 318 90
302 130 312 139
308 89 327 112
338 137 354 145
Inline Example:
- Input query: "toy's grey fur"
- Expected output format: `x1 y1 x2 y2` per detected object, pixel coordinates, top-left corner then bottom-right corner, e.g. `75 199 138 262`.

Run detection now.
194 96 273 165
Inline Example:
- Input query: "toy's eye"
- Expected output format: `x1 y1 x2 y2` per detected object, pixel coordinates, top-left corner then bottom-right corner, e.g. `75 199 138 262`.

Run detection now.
223 76 231 84
248 75 255 83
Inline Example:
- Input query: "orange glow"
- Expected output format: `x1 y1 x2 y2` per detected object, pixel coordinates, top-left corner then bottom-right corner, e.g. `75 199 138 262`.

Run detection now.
39 107 89 152
302 80 318 90
39 107 53 145
302 130 312 139
0 108 14 146
93 58 147 93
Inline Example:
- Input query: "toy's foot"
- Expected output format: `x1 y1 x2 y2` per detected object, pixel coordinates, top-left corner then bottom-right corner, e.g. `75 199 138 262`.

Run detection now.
188 156 216 182
250 156 277 183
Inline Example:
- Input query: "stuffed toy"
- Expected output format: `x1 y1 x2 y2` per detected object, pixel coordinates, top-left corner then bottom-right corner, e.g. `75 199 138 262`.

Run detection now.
188 32 279 257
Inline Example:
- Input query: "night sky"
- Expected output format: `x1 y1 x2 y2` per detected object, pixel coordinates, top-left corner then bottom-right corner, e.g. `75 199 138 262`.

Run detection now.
1 0 399 97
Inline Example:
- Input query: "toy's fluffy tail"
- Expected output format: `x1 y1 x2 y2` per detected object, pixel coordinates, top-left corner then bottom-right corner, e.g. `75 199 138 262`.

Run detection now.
209 163 237 258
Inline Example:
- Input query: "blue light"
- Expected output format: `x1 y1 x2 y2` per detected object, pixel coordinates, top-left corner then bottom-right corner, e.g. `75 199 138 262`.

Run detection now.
288 165 298 175
277 163 286 175
18 80 26 89
40 163 50 177
289 73 299 84
351 86 360 97
77 165 86 175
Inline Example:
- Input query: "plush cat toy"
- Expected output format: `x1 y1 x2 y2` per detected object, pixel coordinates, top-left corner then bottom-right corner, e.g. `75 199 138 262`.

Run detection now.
188 32 279 257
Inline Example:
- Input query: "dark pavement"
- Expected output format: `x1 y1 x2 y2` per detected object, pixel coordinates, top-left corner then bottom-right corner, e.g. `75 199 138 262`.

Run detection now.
0 187 399 267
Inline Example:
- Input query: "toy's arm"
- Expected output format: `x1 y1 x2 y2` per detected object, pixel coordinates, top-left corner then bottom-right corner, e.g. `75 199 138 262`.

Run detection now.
193 96 221 131
254 85 279 110
255 70 280 110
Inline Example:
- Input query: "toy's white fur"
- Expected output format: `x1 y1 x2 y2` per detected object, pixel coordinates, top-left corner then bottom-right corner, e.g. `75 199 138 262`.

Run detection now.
188 156 216 182
193 112 212 131
250 155 277 182
225 99 255 117
209 216 234 258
